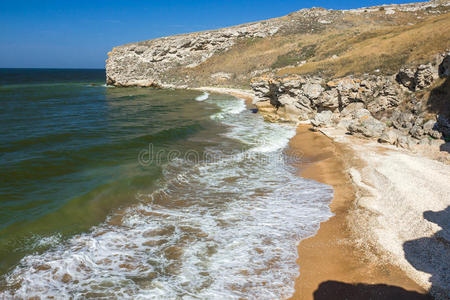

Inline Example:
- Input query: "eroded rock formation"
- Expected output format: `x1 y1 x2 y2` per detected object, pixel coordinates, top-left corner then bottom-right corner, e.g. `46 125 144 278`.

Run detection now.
250 53 450 149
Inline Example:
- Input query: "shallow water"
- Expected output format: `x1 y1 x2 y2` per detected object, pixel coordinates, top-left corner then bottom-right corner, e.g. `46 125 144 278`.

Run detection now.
0 69 333 299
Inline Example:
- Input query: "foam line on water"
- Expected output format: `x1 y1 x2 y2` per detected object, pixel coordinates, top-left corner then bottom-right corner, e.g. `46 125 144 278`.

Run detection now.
1 95 333 299
195 92 209 101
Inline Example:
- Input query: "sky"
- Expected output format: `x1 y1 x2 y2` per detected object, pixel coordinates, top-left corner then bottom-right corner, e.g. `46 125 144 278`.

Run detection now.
0 0 419 69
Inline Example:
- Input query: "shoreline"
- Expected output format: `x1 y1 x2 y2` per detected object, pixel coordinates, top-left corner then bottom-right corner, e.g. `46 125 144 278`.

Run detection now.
287 126 431 300
198 87 446 299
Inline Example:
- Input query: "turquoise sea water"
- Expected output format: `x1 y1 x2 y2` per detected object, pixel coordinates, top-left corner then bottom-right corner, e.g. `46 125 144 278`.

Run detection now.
0 69 333 298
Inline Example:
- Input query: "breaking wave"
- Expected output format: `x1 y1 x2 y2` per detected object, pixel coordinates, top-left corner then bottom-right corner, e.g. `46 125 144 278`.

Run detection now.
1 96 333 299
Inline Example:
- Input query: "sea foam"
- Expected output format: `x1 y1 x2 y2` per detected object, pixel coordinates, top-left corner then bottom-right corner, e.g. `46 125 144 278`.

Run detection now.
195 92 209 101
1 95 333 299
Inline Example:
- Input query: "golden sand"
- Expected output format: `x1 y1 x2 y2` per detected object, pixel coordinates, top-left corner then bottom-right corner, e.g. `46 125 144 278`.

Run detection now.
287 125 431 300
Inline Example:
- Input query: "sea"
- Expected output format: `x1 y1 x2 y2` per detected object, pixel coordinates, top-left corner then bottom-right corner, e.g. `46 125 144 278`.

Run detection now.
0 69 333 299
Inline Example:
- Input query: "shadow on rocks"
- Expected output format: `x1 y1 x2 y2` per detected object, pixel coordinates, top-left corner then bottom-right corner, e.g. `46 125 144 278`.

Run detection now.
313 280 432 300
427 78 450 142
403 206 450 299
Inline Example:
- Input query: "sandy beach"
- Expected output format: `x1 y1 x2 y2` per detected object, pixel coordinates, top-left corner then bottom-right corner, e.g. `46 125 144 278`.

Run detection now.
203 87 450 299
288 126 433 300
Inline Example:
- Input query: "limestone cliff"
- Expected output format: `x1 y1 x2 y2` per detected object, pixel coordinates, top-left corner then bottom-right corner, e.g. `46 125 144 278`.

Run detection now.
106 0 450 88
106 21 281 87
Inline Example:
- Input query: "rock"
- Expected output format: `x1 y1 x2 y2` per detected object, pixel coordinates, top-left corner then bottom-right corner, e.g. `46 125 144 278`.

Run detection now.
397 134 415 149
423 119 437 132
367 96 389 115
278 94 296 106
255 100 279 122
277 94 307 121
429 130 442 139
414 64 434 90
418 137 431 145
106 21 280 87
379 128 400 144
392 111 414 133
414 117 424 127
354 108 371 119
348 115 386 138
302 83 324 99
396 67 416 90
336 118 353 130
396 64 435 91
438 53 450 77
311 110 333 127
340 102 365 118
331 77 361 107
422 119 443 138
315 89 339 111
278 103 307 121
410 125 425 139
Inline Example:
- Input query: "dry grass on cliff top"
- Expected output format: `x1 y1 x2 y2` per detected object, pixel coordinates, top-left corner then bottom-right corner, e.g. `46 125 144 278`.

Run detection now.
279 12 450 78
184 9 450 85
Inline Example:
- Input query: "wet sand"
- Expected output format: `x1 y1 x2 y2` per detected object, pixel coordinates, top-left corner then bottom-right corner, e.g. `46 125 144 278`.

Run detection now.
288 125 431 300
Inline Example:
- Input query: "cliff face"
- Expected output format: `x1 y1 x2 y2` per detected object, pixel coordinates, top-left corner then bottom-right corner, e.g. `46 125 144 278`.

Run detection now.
251 54 450 150
106 0 450 88
105 21 281 87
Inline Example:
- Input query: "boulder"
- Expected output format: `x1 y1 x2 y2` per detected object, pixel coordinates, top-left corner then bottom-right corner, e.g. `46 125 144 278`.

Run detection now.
302 83 324 99
396 67 416 90
379 128 400 144
336 118 353 130
423 119 437 132
414 64 434 90
396 64 435 91
278 94 296 106
367 96 390 115
392 111 414 133
311 110 333 127
422 119 443 138
397 134 415 149
354 108 371 119
315 89 339 111
340 102 365 118
255 100 279 122
278 103 307 121
348 115 386 138
295 95 313 112
410 125 425 139
277 94 309 121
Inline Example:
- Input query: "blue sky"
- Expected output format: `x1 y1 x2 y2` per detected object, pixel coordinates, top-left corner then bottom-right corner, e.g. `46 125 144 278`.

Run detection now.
0 0 418 68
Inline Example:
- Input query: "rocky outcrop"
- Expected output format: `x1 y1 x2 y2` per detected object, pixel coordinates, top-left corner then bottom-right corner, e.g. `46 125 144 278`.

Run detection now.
396 63 437 91
106 22 280 87
250 53 450 150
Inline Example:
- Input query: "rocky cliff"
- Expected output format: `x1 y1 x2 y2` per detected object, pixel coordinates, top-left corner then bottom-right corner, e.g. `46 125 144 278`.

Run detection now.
251 53 450 150
106 0 450 150
106 1 450 88
106 21 281 87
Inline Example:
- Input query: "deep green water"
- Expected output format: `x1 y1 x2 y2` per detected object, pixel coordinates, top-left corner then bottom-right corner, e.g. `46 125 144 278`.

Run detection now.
0 69 224 273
